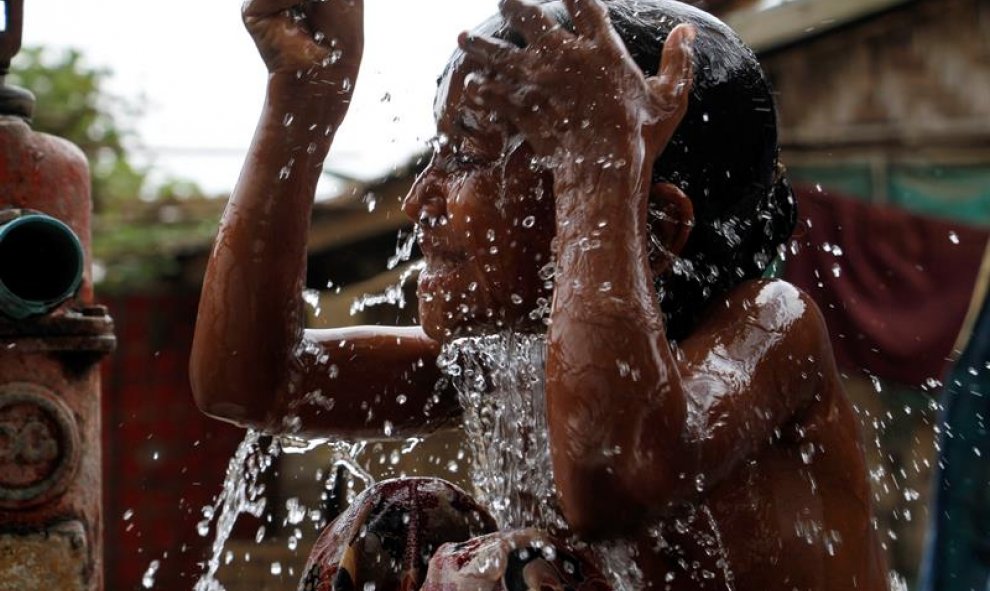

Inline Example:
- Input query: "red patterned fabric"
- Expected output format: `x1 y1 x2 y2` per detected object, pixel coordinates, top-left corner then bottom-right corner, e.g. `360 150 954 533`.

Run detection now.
300 478 497 591
301 478 611 591
423 530 611 591
783 186 990 386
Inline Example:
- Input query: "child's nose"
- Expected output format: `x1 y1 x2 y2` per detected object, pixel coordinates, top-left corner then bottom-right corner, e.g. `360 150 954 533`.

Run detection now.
402 174 447 222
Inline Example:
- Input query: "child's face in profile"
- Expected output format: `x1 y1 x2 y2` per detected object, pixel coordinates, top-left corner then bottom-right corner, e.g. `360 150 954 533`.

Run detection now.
403 57 557 341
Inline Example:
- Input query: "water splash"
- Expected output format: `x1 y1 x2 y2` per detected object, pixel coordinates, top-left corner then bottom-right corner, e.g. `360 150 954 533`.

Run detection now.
320 439 375 506
439 332 566 532
192 431 377 591
349 227 425 315
141 559 161 589
194 430 278 591
439 333 649 591
350 260 425 315
388 228 419 270
889 571 908 591
302 289 322 317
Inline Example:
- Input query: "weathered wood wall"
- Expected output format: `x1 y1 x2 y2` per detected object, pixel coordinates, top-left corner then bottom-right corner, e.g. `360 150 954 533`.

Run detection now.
762 0 990 154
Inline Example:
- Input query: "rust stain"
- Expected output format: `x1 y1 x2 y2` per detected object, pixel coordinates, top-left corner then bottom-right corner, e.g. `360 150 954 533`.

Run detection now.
0 520 88 590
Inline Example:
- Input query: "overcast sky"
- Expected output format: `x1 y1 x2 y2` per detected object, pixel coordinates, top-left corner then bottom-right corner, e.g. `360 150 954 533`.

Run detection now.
19 0 499 196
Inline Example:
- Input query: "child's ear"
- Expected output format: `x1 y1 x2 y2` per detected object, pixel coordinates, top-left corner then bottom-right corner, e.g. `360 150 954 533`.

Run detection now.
649 181 694 274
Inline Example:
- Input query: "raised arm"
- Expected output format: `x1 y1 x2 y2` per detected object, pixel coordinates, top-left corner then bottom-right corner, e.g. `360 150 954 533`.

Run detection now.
190 0 457 439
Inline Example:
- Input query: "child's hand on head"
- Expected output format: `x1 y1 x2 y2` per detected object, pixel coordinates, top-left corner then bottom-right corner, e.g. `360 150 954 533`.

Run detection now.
242 0 363 98
459 0 694 171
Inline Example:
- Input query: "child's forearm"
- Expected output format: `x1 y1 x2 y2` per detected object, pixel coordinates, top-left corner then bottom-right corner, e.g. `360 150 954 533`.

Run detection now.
552 155 655 312
547 160 690 538
190 77 349 425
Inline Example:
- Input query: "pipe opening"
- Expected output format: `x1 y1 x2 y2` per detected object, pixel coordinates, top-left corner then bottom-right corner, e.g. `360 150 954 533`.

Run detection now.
0 215 83 316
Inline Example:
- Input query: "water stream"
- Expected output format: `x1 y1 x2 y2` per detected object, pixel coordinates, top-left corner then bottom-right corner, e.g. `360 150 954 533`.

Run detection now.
192 433 374 591
440 332 670 591
194 431 277 591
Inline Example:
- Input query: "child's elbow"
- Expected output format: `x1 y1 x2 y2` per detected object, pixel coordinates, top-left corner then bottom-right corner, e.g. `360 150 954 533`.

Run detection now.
189 352 272 429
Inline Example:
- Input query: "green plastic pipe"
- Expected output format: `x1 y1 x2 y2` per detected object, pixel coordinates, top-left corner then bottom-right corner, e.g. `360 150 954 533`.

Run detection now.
0 213 84 319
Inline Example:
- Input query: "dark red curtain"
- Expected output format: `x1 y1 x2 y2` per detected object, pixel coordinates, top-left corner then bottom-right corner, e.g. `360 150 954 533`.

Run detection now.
783 186 989 386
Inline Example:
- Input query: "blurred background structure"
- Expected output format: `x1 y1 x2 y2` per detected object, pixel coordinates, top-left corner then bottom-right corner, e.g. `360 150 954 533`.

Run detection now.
6 0 989 588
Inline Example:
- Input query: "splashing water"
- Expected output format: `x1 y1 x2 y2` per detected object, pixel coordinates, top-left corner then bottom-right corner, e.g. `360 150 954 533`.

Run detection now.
194 430 278 591
350 227 426 315
193 430 376 591
141 559 161 589
388 228 419 270
192 329 916 590
312 438 376 507
439 332 565 532
350 260 425 315
889 571 908 591
439 332 664 591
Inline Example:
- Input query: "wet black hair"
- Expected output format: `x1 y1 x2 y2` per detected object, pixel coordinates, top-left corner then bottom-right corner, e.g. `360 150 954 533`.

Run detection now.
449 0 797 340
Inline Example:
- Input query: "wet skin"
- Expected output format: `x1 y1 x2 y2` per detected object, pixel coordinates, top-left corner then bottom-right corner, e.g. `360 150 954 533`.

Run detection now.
190 0 887 588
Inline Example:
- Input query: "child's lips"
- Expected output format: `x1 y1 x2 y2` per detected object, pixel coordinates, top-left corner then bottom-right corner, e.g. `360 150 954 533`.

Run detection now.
419 228 466 263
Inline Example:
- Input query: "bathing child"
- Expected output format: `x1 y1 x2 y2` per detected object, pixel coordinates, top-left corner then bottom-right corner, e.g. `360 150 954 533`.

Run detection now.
190 0 889 588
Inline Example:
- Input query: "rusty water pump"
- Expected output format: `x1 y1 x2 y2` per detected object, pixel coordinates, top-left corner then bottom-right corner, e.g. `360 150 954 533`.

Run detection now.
0 1 115 589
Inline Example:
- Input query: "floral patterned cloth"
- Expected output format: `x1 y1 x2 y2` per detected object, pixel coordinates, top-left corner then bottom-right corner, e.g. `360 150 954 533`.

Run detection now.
422 529 611 591
299 478 611 591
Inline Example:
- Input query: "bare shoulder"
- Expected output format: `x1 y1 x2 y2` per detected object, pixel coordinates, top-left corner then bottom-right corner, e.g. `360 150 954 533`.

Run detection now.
693 279 828 342
680 279 837 397
745 278 818 325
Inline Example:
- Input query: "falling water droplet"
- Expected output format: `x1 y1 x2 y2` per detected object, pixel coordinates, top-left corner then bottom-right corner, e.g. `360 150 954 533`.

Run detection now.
142 560 161 589
870 375 883 393
302 289 322 317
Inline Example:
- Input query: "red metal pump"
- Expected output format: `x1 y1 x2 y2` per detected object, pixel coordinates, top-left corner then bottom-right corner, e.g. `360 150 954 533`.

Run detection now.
0 0 115 588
